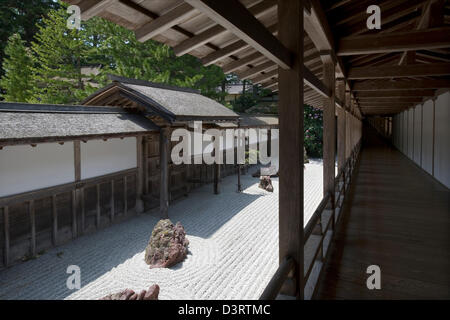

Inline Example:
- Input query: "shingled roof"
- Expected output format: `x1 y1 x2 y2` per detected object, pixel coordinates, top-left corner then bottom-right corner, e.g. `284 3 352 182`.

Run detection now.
0 102 159 147
82 75 239 122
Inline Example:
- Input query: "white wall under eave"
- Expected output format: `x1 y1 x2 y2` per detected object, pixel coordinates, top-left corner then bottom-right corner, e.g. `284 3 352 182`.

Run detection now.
421 100 434 175
407 108 414 159
402 111 408 155
413 104 422 165
434 91 450 188
80 137 137 180
0 142 75 197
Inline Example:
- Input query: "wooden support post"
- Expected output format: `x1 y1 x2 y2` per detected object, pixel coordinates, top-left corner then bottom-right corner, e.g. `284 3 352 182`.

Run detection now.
432 98 436 176
29 200 36 257
160 127 170 219
337 80 346 172
136 135 144 214
52 195 58 246
96 184 101 228
322 54 336 198
80 188 85 233
3 207 9 267
110 180 115 221
72 189 77 238
214 163 220 194
143 138 149 195
73 141 81 236
124 176 128 215
278 0 304 300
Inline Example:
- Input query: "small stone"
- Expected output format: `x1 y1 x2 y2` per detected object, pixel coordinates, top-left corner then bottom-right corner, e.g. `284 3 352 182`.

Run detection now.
143 284 159 300
259 176 274 192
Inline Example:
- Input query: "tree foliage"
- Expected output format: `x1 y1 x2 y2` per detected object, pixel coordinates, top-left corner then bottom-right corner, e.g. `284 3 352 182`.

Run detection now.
0 0 60 78
0 34 34 102
304 105 323 158
1 2 226 104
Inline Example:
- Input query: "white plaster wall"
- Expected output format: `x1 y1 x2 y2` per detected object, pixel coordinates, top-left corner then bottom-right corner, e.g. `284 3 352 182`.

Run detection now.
395 115 401 149
433 91 450 188
402 111 408 155
407 108 414 159
80 138 137 180
0 142 75 197
413 104 422 165
421 100 434 175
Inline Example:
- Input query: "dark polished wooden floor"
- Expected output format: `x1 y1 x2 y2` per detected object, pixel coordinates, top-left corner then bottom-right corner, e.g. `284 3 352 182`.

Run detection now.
315 126 450 299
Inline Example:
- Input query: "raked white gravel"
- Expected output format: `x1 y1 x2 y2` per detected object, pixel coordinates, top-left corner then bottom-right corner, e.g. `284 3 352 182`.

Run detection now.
0 162 326 300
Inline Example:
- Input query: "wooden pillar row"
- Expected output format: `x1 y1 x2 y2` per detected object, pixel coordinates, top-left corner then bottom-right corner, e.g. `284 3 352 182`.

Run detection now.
160 127 170 219
322 54 336 198
278 0 304 300
336 80 346 171
73 141 81 237
3 206 9 267
29 200 36 258
136 135 144 214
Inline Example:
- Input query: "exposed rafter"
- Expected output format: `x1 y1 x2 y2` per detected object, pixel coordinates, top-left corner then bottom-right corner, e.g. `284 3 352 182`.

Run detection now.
352 79 450 91
135 3 197 42
338 27 450 56
348 63 450 79
184 0 293 69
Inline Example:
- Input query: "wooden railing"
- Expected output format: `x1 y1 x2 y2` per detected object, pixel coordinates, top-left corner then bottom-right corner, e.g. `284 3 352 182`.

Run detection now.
1 168 138 268
260 140 362 300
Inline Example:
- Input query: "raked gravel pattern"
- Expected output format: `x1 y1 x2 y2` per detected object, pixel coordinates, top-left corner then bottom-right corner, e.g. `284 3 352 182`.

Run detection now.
0 162 326 300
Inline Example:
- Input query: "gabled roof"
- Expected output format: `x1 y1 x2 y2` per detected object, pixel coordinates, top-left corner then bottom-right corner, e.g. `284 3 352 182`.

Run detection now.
82 75 239 122
0 102 159 147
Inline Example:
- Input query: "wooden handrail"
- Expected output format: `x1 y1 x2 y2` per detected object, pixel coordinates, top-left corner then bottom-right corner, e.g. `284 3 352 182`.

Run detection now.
259 139 363 300
259 256 295 300
303 192 331 243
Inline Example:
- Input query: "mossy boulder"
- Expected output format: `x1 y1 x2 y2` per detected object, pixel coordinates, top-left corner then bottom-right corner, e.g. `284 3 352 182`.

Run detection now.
144 219 189 269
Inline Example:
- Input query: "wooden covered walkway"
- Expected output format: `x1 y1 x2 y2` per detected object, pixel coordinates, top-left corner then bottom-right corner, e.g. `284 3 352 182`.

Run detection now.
315 127 450 299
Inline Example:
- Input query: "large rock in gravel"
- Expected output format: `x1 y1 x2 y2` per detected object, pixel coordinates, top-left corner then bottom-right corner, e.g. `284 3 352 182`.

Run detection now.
100 284 160 300
144 219 189 269
259 176 274 192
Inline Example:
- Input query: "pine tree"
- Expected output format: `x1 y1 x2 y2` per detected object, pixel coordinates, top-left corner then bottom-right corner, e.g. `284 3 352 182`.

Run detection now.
30 7 98 104
0 33 34 102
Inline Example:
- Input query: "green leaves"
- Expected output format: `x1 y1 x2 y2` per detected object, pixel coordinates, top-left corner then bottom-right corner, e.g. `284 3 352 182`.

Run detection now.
0 33 34 102
1 2 226 104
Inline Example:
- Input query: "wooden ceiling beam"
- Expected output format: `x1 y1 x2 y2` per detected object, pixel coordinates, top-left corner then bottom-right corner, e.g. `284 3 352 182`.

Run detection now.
223 52 265 73
183 0 292 68
201 40 249 66
237 61 277 80
262 78 278 89
81 0 116 20
416 50 450 62
337 27 450 56
356 90 435 97
135 3 197 42
357 97 424 103
348 63 450 79
200 24 278 66
349 0 425 36
352 79 450 91
304 65 331 97
251 69 278 84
